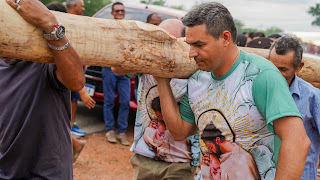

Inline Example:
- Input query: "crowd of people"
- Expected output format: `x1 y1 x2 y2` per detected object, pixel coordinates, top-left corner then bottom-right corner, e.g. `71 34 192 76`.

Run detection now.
0 0 319 180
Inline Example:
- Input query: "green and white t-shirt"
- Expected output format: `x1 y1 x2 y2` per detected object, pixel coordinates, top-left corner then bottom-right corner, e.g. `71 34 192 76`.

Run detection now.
129 74 200 165
180 51 301 179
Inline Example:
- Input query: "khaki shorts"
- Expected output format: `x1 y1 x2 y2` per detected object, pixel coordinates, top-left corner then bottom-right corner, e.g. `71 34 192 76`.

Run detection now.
130 153 197 180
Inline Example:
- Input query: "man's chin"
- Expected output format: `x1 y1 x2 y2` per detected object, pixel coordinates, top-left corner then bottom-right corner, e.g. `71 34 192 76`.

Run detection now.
197 65 210 72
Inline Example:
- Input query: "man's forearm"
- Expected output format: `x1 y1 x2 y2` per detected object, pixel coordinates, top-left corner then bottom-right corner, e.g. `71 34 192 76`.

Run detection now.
51 37 85 91
156 78 196 140
275 133 310 179
273 116 311 180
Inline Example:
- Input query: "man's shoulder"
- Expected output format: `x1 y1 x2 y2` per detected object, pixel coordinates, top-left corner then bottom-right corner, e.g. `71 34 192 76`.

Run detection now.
189 70 211 81
297 77 320 95
241 51 278 72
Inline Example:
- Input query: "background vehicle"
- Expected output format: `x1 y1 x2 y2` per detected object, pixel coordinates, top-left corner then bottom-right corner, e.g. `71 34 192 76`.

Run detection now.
84 3 186 111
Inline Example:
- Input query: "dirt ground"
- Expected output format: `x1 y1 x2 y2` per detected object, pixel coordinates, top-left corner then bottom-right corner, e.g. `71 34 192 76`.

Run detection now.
73 129 135 180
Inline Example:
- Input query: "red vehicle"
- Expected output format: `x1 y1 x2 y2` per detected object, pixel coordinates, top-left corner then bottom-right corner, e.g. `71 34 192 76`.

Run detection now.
84 3 186 111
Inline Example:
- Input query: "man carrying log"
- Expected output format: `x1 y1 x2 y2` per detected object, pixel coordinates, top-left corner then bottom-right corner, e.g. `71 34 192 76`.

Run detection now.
0 0 84 179
112 19 200 180
269 36 320 180
155 2 311 180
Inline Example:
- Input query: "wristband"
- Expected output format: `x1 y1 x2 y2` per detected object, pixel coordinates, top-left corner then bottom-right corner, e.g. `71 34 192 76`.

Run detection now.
48 38 70 51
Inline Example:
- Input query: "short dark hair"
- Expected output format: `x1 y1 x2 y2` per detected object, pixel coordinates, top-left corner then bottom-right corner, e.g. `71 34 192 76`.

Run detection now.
146 13 157 23
151 97 161 113
46 2 67 13
181 27 186 38
253 32 265 38
236 34 247 47
269 36 303 68
182 2 237 43
248 32 255 39
112 2 124 11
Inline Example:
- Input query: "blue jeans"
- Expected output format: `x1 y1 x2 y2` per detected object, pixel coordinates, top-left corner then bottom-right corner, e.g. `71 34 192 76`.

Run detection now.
102 67 130 134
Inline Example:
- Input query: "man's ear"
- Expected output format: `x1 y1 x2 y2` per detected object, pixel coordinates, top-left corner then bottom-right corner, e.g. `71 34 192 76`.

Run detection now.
295 61 304 74
221 31 232 46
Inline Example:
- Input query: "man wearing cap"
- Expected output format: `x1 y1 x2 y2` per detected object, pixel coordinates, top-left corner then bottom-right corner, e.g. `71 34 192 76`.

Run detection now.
246 37 274 49
0 0 84 179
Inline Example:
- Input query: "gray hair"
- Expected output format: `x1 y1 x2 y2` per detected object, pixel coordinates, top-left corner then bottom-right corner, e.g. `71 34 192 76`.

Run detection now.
269 36 303 68
182 2 237 43
66 0 80 9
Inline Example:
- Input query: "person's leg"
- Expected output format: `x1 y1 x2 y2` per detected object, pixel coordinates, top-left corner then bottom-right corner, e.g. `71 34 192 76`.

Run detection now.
160 162 196 180
318 156 320 176
102 68 117 142
72 136 86 163
70 91 86 137
115 75 130 145
130 153 157 180
71 100 77 125
116 75 130 134
130 153 196 180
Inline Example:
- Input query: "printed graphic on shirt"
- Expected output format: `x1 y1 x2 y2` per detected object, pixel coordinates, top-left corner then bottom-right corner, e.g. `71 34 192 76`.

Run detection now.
188 59 277 179
130 75 198 163
199 117 260 180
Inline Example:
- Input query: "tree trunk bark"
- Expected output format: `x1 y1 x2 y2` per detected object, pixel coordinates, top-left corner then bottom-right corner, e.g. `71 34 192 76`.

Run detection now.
0 0 319 82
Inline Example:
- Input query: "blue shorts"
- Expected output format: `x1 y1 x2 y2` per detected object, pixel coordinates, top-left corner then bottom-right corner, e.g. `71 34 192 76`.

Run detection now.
71 91 81 101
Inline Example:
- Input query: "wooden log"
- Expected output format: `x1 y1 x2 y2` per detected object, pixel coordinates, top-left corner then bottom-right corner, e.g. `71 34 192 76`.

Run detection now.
238 47 320 83
0 0 197 78
0 0 319 82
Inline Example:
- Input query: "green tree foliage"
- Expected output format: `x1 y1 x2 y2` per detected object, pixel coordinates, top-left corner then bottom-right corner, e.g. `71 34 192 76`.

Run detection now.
41 0 64 6
83 0 111 17
234 19 244 34
40 0 111 17
308 3 320 26
264 27 283 36
140 0 166 6
169 5 184 11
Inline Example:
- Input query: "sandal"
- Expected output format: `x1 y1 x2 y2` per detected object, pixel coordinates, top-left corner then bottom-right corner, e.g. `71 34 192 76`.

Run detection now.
73 140 86 163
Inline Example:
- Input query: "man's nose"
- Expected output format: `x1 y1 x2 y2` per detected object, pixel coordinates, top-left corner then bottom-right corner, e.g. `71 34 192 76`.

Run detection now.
189 47 198 58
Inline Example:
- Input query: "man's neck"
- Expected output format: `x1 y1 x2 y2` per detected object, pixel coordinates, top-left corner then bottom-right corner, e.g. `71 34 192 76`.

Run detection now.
212 46 240 77
289 74 296 87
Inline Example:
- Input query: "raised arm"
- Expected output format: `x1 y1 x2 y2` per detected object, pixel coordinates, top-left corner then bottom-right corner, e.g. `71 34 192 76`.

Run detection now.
155 77 198 141
6 0 85 91
274 116 310 180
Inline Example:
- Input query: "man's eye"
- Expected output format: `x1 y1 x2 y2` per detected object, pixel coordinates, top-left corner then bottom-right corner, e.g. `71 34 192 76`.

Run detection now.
280 68 287 72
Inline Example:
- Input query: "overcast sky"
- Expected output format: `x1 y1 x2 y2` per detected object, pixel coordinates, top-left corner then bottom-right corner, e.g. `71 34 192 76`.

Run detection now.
124 0 320 32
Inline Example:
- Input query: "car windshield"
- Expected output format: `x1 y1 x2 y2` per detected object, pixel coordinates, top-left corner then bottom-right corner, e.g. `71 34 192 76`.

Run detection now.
95 7 178 22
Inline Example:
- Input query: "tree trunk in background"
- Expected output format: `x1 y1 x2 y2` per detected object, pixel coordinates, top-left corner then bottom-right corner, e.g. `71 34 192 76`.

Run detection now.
0 0 319 82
